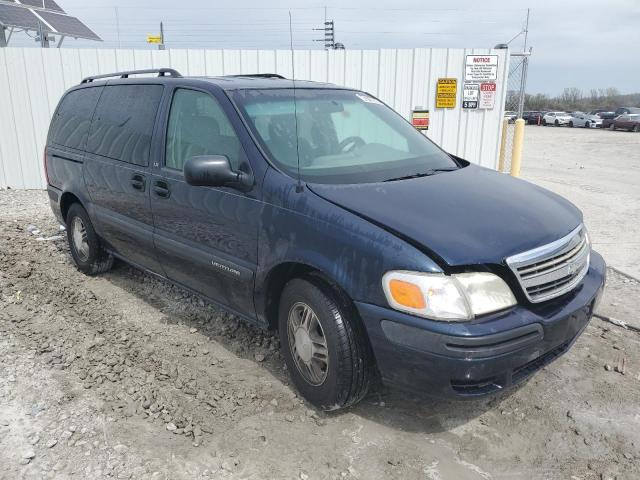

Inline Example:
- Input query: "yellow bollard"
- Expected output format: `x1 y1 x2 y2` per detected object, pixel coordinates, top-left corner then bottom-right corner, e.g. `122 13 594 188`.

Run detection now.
510 118 525 177
498 118 508 173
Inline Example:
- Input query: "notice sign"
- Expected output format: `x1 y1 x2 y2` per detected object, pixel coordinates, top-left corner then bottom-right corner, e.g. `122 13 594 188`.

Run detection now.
147 35 162 44
465 55 498 82
411 109 430 130
479 82 497 109
462 83 479 109
436 78 457 108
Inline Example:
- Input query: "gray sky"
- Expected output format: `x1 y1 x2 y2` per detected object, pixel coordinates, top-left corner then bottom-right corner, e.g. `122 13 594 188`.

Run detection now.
7 0 639 95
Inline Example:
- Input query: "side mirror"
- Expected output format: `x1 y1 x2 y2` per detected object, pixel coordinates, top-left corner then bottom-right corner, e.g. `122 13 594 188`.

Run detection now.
183 155 252 191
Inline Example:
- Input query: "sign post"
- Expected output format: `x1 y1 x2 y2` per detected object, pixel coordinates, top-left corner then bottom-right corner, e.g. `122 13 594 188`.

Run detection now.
436 78 457 109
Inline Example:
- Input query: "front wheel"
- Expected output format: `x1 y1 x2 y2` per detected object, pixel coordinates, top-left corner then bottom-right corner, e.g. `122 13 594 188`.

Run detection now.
633 125 640 132
66 203 114 275
278 278 374 410
584 122 590 128
609 124 615 131
542 119 547 126
555 120 560 126
569 121 574 127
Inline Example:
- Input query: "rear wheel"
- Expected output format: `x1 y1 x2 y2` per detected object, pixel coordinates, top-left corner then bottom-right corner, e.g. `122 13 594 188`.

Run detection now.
555 119 560 126
569 121 574 127
66 203 113 275
584 121 590 128
278 278 374 410
542 119 547 126
634 125 639 132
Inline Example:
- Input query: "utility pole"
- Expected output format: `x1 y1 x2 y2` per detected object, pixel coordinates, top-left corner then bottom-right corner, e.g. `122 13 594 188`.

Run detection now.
0 27 7 48
159 21 165 50
114 7 121 49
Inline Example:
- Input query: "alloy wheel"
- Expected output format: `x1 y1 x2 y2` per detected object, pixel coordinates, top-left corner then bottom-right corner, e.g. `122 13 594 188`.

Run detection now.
71 216 90 262
287 302 329 386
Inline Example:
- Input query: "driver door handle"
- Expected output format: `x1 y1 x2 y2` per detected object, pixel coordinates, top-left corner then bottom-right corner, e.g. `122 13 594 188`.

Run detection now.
153 180 170 198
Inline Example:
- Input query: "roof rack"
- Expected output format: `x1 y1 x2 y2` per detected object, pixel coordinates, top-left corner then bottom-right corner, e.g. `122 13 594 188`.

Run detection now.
81 68 182 84
226 73 286 79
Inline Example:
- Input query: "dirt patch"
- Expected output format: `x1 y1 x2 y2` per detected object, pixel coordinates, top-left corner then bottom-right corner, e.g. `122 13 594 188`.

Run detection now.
1 189 639 480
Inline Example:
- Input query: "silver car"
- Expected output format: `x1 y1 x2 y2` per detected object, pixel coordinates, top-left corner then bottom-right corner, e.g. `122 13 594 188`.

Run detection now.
542 111 572 126
570 111 603 128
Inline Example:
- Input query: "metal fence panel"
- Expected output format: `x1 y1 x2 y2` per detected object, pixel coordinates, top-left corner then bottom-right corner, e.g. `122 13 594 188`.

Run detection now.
0 47 508 189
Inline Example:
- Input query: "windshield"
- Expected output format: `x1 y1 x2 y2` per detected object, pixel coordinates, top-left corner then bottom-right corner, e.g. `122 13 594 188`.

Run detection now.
231 88 458 184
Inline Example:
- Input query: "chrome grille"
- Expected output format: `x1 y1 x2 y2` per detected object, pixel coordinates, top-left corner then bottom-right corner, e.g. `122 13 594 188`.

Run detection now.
506 225 590 303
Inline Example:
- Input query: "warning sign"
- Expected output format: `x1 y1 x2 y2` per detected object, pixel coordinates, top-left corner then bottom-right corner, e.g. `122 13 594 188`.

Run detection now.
462 83 479 109
411 109 430 130
436 78 457 109
479 82 497 109
465 55 498 82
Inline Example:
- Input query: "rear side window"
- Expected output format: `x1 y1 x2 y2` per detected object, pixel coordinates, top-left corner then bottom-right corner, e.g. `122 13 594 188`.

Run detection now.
49 87 102 151
87 84 163 166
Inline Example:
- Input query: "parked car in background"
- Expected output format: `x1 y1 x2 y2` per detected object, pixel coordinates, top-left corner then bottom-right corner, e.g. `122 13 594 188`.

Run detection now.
542 111 572 126
614 107 640 116
523 111 543 125
589 109 615 119
504 111 517 123
608 113 640 132
570 112 603 128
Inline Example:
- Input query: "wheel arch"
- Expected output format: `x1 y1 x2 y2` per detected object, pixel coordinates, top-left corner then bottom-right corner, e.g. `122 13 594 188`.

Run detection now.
60 191 83 222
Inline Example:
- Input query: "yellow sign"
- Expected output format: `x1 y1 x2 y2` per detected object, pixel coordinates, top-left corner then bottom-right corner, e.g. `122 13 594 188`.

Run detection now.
146 35 162 44
436 78 457 109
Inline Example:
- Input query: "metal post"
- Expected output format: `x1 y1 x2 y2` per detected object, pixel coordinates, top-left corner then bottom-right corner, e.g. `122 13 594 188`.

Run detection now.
517 55 528 119
498 118 508 172
115 7 121 49
159 21 165 50
510 119 525 177
0 27 7 48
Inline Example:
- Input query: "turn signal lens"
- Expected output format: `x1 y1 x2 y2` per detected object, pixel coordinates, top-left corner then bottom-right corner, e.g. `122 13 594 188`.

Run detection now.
388 279 426 309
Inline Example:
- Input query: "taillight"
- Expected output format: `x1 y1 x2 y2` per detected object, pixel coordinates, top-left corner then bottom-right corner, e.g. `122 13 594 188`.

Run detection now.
43 147 50 185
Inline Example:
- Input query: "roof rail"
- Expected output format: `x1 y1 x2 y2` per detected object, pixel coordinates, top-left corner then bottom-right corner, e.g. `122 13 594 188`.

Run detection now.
226 73 286 79
81 68 182 84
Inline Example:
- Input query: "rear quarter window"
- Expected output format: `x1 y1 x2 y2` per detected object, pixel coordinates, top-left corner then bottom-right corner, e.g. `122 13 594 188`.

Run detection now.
48 87 102 151
86 84 164 166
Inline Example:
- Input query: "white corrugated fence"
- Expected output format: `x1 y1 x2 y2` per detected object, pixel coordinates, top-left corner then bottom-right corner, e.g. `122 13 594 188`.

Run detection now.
0 47 509 189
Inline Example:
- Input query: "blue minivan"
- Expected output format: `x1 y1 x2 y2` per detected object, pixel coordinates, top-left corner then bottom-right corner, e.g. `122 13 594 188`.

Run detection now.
45 69 605 410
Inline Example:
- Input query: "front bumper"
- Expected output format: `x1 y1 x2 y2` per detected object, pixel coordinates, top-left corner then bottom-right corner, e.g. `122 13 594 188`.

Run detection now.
356 251 606 398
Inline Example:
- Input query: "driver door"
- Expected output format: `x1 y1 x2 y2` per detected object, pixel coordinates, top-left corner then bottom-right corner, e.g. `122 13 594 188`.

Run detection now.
150 86 261 319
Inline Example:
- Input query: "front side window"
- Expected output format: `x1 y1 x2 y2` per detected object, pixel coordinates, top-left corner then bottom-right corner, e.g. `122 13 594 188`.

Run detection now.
231 88 458 184
165 88 245 171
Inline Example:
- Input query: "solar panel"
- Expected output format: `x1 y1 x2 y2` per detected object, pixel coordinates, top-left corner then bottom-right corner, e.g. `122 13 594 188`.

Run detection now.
0 2 51 31
16 0 65 13
36 10 101 40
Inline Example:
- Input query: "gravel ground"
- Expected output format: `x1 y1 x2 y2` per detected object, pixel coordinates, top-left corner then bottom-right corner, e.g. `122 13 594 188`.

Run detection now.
1 189 640 480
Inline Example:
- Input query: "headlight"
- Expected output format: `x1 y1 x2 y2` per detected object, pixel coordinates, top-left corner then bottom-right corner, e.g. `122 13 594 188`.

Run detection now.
382 271 516 321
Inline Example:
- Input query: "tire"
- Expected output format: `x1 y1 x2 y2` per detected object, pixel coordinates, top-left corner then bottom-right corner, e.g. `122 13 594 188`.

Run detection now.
569 121 574 127
542 119 547 126
609 124 615 131
555 120 559 126
634 125 639 132
66 203 114 275
584 122 590 128
278 277 374 410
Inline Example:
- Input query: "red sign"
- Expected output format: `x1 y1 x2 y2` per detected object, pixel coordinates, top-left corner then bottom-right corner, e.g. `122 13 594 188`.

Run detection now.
481 83 497 92
411 110 430 130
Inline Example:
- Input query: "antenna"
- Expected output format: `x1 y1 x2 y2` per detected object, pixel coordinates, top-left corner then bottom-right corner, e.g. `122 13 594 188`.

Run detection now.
289 11 303 193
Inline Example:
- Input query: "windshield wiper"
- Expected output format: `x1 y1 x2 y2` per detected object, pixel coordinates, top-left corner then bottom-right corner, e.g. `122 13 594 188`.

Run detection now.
383 167 458 182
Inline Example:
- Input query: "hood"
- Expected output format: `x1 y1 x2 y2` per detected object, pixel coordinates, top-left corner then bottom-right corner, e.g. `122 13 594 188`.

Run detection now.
307 165 582 267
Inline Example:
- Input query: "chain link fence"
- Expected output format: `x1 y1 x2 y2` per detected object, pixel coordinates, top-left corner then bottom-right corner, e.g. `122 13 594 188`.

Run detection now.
500 54 529 173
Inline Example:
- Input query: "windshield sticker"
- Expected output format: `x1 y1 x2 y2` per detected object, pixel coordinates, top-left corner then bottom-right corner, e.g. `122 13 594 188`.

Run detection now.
356 93 382 105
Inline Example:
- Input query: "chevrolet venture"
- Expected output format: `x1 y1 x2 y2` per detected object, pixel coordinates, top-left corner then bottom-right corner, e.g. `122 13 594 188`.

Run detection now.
45 69 606 410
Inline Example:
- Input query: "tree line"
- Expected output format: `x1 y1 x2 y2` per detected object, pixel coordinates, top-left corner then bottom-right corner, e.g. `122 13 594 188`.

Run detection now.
506 88 640 112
